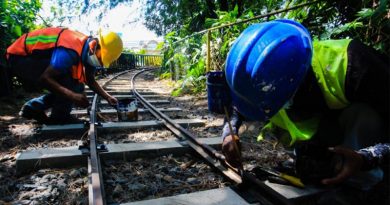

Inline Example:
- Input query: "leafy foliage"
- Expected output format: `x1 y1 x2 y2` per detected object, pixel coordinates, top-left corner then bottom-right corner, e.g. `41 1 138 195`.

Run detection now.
143 0 215 36
330 0 390 52
156 0 389 96
0 0 42 64
0 0 388 96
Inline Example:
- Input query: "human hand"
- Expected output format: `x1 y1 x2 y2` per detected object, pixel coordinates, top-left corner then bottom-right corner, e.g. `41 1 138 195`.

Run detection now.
222 135 242 169
72 93 89 108
106 95 118 106
321 146 364 185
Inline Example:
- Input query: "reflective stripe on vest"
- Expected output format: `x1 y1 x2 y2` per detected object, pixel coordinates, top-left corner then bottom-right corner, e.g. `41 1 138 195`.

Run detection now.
6 28 89 83
25 35 59 45
261 39 351 145
312 39 352 109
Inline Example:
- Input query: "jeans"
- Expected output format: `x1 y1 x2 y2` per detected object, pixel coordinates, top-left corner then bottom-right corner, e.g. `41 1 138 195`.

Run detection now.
7 54 84 120
24 77 84 120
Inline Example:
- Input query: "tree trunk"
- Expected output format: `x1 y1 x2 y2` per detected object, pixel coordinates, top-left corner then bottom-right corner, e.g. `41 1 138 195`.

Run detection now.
206 0 218 18
218 0 228 11
235 0 243 16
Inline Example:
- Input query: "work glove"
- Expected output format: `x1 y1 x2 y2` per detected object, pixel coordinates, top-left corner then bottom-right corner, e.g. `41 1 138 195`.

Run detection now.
222 134 242 169
73 93 89 108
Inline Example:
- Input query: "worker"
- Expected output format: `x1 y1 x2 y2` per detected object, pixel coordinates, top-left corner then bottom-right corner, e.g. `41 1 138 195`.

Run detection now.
5 27 123 124
221 19 389 192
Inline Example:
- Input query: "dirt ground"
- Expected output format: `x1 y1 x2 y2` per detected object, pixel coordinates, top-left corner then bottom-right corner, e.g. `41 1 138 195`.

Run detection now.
0 70 388 204
103 155 231 203
0 70 289 204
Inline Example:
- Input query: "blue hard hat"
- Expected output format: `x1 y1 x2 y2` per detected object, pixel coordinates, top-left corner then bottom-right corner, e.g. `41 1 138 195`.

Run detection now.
225 19 312 121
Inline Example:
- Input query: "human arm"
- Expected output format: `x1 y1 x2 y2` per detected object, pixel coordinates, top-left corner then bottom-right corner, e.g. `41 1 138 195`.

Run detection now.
85 67 118 105
40 49 89 108
221 108 244 168
40 66 89 107
321 143 390 185
357 143 390 170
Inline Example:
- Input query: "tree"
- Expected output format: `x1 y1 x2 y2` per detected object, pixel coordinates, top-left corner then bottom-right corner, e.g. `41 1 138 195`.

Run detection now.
142 0 220 36
0 0 42 61
160 0 389 96
0 0 42 95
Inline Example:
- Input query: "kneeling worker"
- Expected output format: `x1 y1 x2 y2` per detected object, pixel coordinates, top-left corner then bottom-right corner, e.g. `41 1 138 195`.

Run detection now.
6 27 123 124
221 19 389 191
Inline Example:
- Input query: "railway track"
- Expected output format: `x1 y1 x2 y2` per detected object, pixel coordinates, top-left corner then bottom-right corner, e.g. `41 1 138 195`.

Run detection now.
12 67 324 205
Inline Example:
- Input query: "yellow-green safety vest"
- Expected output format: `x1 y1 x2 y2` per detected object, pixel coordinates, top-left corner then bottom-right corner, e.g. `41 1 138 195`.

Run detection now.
260 39 352 145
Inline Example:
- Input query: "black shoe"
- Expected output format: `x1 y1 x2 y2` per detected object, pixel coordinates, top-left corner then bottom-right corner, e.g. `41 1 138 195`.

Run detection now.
19 105 49 124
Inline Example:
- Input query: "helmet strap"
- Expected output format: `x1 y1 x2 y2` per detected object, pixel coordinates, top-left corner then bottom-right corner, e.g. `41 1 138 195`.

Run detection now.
87 53 102 67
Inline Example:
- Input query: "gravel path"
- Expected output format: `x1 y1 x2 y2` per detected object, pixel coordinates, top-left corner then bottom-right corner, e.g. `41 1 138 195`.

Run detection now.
103 155 230 203
0 69 290 204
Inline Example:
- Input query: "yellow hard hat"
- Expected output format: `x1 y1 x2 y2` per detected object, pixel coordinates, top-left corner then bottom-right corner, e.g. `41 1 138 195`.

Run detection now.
99 30 123 68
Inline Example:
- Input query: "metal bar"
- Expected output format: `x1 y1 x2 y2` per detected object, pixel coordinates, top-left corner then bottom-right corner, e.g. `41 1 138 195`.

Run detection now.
70 107 182 115
206 30 211 72
132 69 294 205
88 95 105 205
16 137 222 174
88 70 131 205
87 95 165 99
132 69 241 183
86 90 171 95
38 119 204 135
99 99 170 105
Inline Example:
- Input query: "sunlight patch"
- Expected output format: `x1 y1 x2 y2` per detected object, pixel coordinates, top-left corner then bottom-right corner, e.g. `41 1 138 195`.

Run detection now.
8 123 36 136
0 115 16 121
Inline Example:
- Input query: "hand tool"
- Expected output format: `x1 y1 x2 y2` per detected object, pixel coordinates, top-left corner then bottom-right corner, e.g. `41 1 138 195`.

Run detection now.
255 166 305 188
223 106 243 171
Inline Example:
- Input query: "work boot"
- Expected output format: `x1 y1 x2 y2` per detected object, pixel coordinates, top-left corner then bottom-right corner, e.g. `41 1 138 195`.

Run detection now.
19 105 49 124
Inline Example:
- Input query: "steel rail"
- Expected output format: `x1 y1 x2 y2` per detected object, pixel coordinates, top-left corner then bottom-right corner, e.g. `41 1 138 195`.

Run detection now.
131 69 292 205
88 70 132 205
131 68 240 181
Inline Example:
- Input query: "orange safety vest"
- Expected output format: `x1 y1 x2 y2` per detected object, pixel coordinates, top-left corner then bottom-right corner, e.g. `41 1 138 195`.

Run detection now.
6 27 89 83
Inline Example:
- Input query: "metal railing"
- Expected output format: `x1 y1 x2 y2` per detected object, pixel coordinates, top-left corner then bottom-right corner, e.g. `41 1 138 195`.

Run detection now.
110 53 163 70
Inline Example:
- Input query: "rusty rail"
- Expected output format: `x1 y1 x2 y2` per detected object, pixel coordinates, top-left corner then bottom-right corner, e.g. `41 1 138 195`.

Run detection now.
88 70 132 205
131 69 292 205
86 68 294 204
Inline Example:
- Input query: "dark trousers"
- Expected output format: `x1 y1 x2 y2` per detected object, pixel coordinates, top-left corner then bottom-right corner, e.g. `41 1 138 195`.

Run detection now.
7 55 84 119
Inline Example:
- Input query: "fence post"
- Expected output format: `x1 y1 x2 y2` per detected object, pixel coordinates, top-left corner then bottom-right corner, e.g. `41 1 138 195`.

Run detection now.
206 30 211 73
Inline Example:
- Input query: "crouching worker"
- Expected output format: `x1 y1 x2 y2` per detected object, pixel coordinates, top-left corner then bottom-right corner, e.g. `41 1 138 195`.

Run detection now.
5 27 123 124
221 19 389 203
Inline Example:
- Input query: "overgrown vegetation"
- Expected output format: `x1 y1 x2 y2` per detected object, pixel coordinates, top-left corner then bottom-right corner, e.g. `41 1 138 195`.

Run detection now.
0 0 42 94
0 0 42 65
149 0 389 96
0 0 388 96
